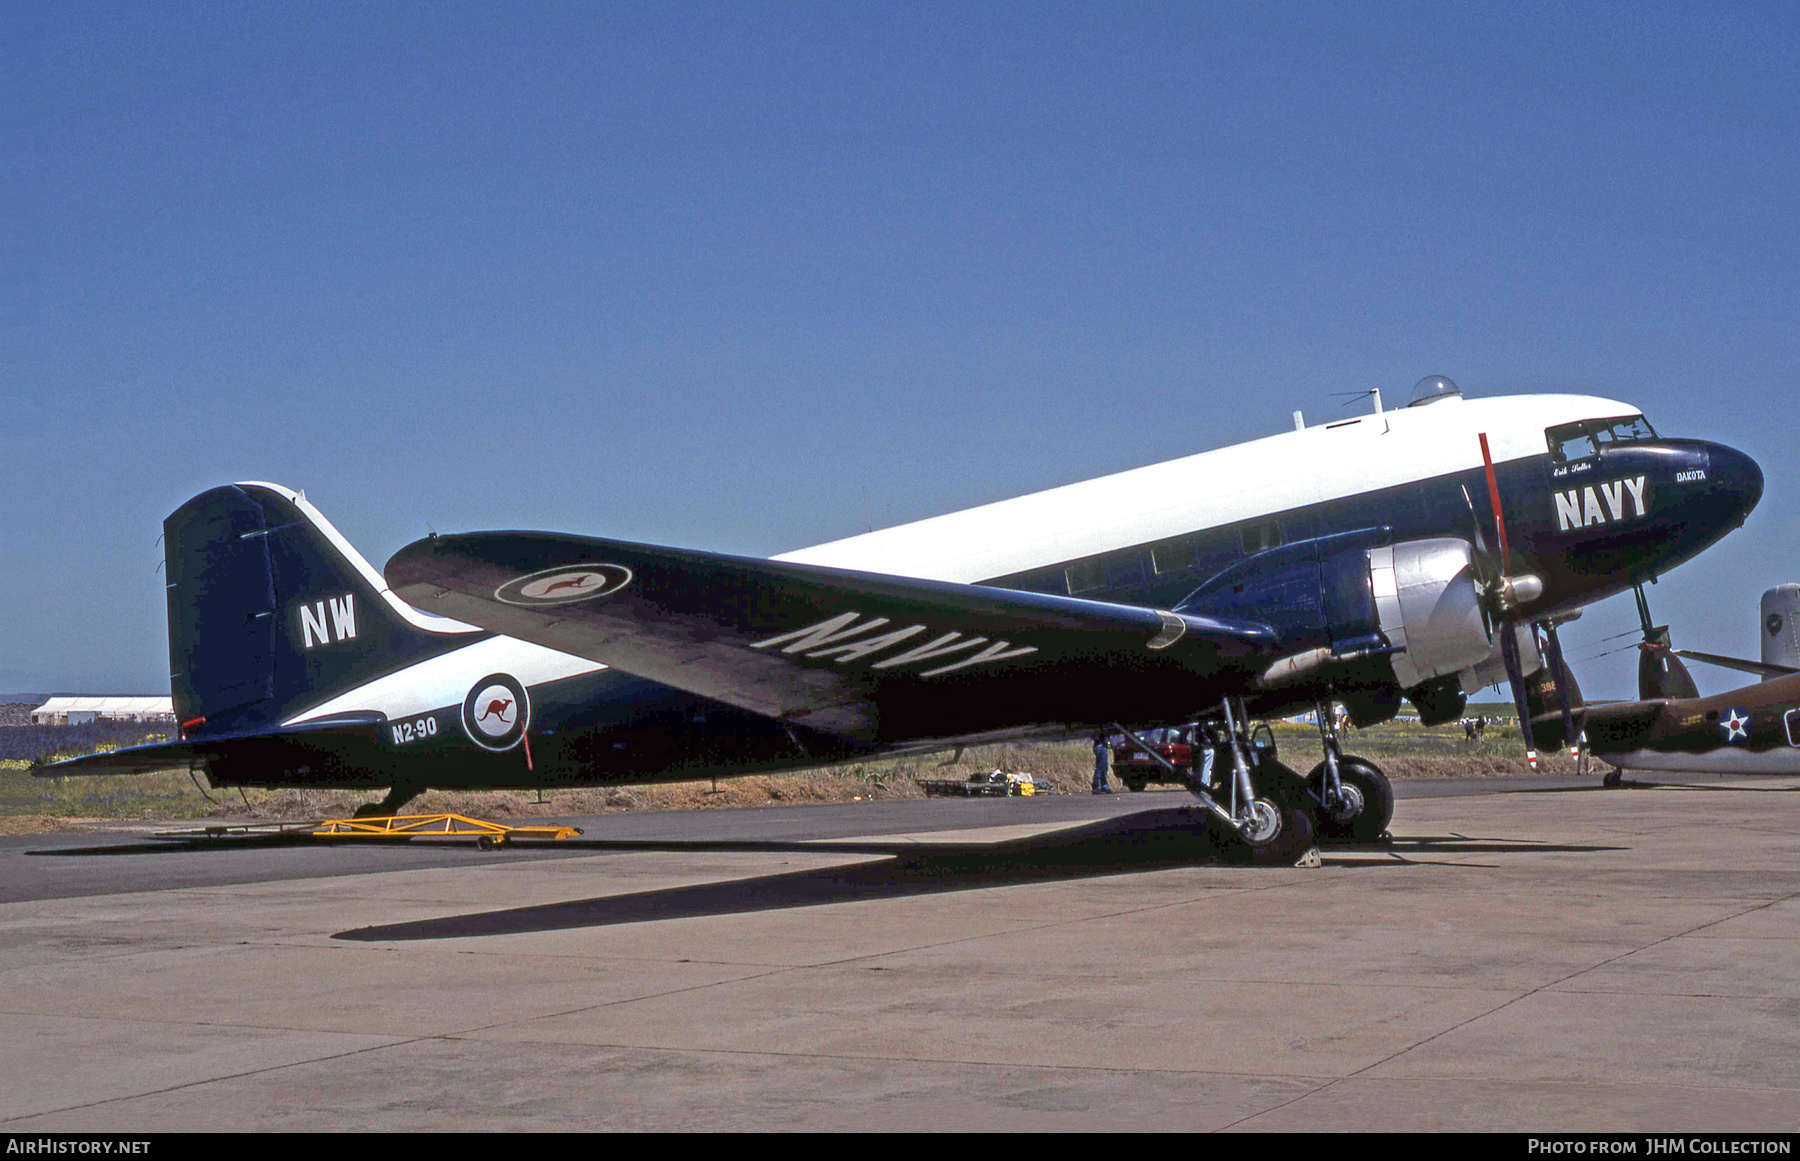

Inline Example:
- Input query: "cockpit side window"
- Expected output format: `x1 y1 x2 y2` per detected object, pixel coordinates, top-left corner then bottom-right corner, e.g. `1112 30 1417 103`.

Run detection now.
1546 414 1658 464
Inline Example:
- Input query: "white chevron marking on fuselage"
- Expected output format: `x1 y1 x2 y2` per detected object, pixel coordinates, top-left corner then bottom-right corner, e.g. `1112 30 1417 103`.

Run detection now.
283 636 604 727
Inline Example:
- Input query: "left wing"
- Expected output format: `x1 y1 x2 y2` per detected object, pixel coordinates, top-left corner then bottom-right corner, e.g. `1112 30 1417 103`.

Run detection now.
386 532 1276 745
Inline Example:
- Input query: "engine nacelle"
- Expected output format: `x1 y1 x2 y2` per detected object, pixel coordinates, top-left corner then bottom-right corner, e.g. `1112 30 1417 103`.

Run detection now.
1177 532 1492 694
1368 539 1493 689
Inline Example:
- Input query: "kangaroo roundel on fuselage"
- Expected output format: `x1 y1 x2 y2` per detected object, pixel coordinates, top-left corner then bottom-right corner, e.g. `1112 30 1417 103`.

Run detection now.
461 673 529 751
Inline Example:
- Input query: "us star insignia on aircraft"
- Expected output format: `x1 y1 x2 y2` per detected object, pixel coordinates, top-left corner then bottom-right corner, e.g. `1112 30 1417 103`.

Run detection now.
1719 708 1752 743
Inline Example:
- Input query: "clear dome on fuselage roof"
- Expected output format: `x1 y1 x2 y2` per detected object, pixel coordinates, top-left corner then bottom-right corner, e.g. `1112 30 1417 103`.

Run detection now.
1407 375 1462 406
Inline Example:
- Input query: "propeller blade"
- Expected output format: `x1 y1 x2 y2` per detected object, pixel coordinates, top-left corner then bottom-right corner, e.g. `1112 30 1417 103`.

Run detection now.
1472 434 1545 613
1460 483 1501 639
1500 625 1539 771
1540 621 1581 759
1460 484 1494 561
1477 432 1512 577
1634 583 1656 637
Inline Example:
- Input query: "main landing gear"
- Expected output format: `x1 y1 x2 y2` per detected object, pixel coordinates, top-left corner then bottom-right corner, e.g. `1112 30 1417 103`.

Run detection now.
1304 699 1394 843
352 784 423 819
1116 697 1314 866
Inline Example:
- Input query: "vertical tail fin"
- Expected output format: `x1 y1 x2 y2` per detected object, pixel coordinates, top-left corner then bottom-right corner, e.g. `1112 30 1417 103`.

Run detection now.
165 483 480 735
1762 585 1800 679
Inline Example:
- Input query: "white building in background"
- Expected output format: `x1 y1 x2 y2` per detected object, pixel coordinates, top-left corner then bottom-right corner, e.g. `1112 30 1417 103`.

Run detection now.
30 696 175 726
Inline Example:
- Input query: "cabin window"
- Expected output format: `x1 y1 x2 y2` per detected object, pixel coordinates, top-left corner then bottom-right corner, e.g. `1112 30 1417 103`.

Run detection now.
1239 519 1282 555
1107 551 1146 588
1149 537 1193 574
1277 510 1318 543
996 567 1065 596
1191 528 1240 581
1065 559 1106 595
1547 414 1658 464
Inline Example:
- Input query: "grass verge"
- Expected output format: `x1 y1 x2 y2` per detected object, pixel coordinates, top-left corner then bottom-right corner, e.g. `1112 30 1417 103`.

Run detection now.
1 716 1581 835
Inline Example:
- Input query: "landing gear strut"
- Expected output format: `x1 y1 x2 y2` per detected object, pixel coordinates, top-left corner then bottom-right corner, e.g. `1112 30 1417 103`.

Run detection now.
1305 699 1394 842
1113 697 1314 865
353 784 423 819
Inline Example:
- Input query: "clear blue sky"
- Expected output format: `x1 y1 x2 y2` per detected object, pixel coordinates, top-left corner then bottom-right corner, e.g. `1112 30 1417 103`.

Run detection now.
2 2 1795 700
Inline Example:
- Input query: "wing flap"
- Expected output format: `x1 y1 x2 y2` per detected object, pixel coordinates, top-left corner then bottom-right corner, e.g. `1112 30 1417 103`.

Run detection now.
387 533 1275 744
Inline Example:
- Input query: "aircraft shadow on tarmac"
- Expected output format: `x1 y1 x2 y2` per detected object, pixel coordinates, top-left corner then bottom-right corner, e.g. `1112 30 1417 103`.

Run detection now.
331 808 1625 943
29 835 324 856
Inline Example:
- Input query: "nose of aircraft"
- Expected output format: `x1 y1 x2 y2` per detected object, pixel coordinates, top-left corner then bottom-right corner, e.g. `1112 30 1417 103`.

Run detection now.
1703 441 1764 529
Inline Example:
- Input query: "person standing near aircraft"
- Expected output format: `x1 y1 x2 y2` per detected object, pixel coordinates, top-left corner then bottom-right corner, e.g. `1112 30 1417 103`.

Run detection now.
1196 722 1219 790
1092 733 1112 794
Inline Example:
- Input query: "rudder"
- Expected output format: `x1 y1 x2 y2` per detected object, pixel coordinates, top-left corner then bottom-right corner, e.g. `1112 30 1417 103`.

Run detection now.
166 483 480 735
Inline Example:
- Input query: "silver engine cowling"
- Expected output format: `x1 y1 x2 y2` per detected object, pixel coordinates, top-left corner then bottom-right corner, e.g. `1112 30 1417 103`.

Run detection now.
1368 539 1494 690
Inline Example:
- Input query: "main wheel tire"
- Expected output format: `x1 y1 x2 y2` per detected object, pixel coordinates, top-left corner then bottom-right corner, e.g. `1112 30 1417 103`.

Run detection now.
1307 756 1394 842
1209 759 1316 865
1234 797 1316 866
1121 776 1149 793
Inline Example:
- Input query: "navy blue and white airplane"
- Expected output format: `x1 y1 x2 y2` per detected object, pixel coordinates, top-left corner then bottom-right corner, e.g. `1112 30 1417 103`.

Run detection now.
41 377 1763 862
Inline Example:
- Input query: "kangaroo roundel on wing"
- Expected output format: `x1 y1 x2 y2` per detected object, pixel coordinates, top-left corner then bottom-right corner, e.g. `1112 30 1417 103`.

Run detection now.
495 564 633 606
461 673 530 751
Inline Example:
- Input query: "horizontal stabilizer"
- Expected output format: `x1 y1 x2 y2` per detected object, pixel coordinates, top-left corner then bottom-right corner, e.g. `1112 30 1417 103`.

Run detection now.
33 716 383 778
386 532 1276 744
1658 646 1799 680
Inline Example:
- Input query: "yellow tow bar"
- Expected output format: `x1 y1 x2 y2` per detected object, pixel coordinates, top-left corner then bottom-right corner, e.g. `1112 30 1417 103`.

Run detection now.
313 813 583 849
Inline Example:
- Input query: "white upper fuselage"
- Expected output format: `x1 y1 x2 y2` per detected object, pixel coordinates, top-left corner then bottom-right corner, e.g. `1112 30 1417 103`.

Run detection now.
778 393 1638 583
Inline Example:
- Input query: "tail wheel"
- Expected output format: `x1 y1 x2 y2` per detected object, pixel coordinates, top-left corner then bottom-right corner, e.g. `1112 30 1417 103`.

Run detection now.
1307 756 1394 842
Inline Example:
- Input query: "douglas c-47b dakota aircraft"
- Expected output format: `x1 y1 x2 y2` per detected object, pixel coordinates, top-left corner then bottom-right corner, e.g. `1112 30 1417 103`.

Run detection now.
42 377 1762 863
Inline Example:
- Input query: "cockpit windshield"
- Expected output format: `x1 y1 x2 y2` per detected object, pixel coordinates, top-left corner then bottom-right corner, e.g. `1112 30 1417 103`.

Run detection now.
1546 414 1658 464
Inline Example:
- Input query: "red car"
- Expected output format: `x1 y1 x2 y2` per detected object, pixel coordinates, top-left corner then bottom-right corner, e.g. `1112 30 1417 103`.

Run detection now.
1110 724 1279 792
1110 726 1197 792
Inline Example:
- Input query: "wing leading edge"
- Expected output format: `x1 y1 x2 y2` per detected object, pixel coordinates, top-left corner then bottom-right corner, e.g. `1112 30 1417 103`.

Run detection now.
386 533 1276 745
